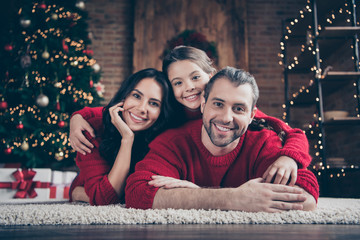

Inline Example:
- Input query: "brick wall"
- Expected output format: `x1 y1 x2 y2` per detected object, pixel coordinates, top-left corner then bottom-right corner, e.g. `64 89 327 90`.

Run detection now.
86 0 134 105
247 0 305 118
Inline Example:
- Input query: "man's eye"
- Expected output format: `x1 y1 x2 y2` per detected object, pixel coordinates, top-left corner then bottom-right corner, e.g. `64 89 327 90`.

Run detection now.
234 106 244 112
214 102 223 107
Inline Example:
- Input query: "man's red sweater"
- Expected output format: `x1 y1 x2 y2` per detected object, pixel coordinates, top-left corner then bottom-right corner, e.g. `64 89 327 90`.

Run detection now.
125 119 319 210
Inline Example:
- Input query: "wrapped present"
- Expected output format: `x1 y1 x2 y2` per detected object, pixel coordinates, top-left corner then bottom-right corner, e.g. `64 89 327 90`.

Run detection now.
50 171 77 200
0 168 51 202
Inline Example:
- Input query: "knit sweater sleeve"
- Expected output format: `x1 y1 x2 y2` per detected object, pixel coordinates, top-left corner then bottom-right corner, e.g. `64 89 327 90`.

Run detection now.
255 109 312 168
250 130 319 202
71 106 104 120
74 118 121 206
125 130 185 209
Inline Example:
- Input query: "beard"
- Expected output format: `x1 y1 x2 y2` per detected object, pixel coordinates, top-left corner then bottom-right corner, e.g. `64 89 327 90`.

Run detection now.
203 119 245 147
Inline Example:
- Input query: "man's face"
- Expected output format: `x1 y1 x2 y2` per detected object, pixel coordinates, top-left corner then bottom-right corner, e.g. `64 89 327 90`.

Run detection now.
201 77 256 151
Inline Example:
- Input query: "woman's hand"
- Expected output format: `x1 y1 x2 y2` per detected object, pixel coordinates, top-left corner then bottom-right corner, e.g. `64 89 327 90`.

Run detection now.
109 102 134 141
69 114 95 155
262 156 298 186
148 175 200 189
71 186 90 203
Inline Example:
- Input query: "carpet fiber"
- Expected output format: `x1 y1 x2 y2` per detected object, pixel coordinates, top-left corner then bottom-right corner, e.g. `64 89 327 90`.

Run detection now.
1 198 359 225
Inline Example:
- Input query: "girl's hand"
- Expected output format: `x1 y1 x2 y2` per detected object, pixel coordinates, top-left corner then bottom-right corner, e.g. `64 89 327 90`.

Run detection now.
262 156 298 186
109 102 134 141
69 114 95 155
148 175 200 189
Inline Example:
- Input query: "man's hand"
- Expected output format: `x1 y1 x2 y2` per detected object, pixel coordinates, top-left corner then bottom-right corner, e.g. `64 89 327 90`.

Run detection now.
69 114 95 155
229 178 306 212
148 175 200 189
262 156 298 186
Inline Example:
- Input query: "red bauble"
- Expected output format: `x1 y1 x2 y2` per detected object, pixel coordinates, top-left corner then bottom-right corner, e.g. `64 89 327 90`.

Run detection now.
56 101 61 111
4 147 11 155
4 44 13 51
58 120 65 128
16 122 24 130
0 100 8 109
38 3 47 9
89 80 94 88
66 75 72 82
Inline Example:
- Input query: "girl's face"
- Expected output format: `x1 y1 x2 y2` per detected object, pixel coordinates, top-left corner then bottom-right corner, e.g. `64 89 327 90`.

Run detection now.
122 78 163 132
167 60 210 110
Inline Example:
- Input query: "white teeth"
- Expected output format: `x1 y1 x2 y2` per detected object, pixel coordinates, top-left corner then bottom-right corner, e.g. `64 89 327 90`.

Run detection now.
185 95 198 100
130 113 144 121
215 124 230 132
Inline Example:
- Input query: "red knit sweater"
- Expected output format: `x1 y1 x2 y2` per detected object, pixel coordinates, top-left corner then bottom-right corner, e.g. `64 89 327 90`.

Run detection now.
125 119 319 209
69 107 122 205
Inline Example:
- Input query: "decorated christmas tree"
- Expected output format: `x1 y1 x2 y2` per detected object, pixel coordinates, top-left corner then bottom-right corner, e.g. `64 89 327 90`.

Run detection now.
0 0 104 169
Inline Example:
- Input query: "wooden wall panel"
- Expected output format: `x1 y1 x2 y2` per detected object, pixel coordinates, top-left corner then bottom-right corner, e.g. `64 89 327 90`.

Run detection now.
133 0 248 72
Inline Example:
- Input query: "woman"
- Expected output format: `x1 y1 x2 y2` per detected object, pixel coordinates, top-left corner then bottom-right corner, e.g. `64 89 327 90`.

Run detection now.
71 46 312 191
70 68 196 206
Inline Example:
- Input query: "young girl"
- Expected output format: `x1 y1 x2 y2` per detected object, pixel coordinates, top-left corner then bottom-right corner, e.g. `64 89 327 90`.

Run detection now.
69 68 197 206
70 46 312 191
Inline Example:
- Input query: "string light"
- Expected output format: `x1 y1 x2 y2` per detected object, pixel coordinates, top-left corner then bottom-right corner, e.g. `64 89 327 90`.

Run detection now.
280 1 360 179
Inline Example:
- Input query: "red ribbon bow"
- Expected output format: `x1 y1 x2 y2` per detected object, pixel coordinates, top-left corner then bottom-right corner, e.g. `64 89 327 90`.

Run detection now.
0 169 50 198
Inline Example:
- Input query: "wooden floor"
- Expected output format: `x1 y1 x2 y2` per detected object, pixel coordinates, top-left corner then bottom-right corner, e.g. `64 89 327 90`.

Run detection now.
1 224 360 240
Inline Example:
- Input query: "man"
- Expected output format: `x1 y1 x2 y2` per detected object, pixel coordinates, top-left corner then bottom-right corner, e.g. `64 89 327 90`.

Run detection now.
125 67 318 212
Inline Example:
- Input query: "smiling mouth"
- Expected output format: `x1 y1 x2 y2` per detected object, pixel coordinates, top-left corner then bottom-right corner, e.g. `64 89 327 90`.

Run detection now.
183 93 200 102
130 112 147 123
214 123 231 132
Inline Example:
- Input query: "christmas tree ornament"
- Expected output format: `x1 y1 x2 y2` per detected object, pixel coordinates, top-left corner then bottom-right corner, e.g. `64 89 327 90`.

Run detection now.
89 79 93 88
92 63 100 73
42 50 50 59
94 82 105 97
4 146 12 155
58 120 65 128
16 121 24 130
62 39 69 53
66 74 72 82
20 18 31 28
20 141 29 151
55 96 61 111
36 93 49 107
20 54 32 68
75 0 86 10
38 3 47 9
54 149 64 161
0 98 8 109
4 44 13 52
51 13 58 21
21 73 30 88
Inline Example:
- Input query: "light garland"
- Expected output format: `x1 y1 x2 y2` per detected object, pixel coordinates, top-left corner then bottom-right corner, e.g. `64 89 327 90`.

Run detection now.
279 0 360 177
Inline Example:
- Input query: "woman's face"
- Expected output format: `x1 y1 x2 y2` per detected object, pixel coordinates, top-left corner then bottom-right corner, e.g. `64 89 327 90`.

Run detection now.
167 60 210 110
122 77 163 132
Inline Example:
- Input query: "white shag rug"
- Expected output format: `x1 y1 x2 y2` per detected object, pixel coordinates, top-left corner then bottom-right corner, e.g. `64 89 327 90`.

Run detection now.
0 198 359 226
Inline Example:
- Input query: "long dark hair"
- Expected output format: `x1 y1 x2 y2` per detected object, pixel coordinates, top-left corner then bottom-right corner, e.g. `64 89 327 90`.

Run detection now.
99 68 173 168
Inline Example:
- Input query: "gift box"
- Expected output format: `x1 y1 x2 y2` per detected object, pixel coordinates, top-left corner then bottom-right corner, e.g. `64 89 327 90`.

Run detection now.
0 168 51 202
50 171 77 200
